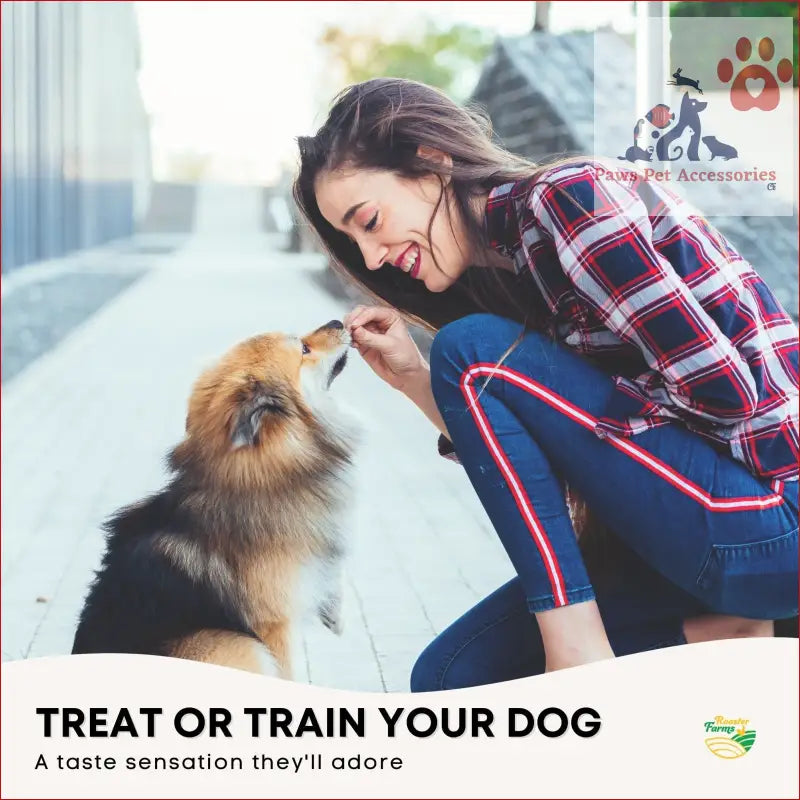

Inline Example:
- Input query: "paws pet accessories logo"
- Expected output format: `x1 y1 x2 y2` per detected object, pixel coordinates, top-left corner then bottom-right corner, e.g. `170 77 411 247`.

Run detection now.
617 31 793 180
594 15 795 217
618 57 762 168
703 716 757 760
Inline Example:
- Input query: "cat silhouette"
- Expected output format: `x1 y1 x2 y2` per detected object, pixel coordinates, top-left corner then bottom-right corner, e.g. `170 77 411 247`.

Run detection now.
618 144 654 163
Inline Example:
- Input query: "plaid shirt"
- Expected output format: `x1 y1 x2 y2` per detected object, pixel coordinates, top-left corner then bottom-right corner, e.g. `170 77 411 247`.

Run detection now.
480 160 798 482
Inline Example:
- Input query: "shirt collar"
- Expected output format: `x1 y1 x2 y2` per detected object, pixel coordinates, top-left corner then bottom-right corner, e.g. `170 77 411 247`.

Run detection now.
484 182 518 257
483 178 539 272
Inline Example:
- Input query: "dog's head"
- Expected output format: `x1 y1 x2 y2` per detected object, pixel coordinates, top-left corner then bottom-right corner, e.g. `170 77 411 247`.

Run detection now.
173 320 353 484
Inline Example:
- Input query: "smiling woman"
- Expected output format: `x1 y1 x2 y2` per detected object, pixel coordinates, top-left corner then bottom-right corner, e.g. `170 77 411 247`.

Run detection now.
314 155 520 294
293 76 798 690
294 81 547 333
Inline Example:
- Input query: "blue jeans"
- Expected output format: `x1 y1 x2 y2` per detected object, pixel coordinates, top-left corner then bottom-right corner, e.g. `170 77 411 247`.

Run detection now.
411 314 798 691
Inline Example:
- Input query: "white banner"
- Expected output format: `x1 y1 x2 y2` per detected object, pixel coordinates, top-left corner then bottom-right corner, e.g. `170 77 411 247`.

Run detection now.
2 638 797 799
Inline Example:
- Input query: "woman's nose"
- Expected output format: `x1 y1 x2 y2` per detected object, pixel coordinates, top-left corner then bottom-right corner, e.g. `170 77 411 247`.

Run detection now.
363 243 389 271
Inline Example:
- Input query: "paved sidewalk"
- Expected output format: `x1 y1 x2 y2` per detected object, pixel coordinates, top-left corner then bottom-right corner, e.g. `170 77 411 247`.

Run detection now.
1 184 513 692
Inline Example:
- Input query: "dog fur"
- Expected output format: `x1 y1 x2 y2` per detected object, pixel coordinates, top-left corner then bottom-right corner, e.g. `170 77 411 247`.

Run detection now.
72 320 358 678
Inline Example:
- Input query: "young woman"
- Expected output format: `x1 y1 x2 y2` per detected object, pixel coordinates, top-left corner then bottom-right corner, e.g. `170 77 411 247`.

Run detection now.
293 78 798 689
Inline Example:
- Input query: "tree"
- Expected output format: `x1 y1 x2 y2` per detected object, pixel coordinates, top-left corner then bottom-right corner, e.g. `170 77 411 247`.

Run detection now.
319 22 493 102
670 1 798 86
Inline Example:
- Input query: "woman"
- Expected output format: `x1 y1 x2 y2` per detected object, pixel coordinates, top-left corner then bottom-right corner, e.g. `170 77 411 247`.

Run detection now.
293 78 798 689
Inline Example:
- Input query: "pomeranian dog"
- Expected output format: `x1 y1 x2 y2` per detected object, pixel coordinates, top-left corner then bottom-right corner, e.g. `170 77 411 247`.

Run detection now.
72 320 358 678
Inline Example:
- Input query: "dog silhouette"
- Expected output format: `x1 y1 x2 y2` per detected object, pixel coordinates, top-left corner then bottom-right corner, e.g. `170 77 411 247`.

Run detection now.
667 67 703 94
656 92 708 161
702 135 738 161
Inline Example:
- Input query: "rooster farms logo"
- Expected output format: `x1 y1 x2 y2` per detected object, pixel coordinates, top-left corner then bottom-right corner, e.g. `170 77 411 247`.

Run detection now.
703 716 757 759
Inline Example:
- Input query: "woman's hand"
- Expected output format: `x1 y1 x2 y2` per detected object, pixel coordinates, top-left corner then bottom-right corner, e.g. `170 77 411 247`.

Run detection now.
343 305 428 392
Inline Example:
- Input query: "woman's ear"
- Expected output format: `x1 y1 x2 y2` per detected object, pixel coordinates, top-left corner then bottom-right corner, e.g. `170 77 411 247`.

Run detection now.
417 145 453 176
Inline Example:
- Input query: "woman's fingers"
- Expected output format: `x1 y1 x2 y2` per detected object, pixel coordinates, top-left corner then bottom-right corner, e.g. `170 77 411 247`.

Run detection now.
351 325 387 350
344 304 374 329
345 305 398 333
343 305 368 329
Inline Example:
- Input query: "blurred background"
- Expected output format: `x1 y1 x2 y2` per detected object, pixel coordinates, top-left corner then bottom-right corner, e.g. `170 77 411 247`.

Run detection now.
2 0 797 296
1 1 797 689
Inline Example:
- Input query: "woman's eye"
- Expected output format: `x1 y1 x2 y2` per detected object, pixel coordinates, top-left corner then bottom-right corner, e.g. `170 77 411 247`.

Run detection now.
302 343 310 355
364 212 378 232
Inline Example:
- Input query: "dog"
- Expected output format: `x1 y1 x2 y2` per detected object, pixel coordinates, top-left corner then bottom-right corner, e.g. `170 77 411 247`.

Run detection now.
656 92 708 161
72 320 358 678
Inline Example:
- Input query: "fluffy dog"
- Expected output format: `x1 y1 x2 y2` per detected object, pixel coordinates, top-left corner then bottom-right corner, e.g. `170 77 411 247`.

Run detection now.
72 320 358 678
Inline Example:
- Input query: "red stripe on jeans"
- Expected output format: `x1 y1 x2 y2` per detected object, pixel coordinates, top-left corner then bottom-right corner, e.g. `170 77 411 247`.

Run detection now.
459 371 569 606
463 363 784 513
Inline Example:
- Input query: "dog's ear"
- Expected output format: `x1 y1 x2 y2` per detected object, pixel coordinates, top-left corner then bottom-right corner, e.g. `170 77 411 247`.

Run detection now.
231 379 287 449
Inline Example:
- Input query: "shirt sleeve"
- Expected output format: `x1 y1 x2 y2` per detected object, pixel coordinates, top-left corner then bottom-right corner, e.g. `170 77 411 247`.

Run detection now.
529 166 759 427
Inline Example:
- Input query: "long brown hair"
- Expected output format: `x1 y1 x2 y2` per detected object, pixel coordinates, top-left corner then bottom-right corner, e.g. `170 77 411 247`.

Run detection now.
294 78 614 558
293 77 582 335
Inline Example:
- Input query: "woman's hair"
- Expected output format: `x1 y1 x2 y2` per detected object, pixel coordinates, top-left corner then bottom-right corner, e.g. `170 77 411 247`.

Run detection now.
294 78 612 550
293 77 579 335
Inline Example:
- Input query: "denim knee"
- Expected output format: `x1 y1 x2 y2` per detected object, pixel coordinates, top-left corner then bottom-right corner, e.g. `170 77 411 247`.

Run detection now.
431 314 511 375
409 642 443 693
430 314 553 379
430 315 555 415
429 314 491 413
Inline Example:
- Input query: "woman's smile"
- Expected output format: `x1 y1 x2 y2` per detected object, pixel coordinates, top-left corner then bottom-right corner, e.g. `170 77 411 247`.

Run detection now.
392 244 422 279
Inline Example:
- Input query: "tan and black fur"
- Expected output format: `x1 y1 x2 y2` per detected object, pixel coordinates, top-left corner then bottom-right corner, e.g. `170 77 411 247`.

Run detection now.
72 320 358 677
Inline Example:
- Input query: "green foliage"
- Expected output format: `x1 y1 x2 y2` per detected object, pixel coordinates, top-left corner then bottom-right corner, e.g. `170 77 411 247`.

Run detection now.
670 1 798 85
319 22 493 101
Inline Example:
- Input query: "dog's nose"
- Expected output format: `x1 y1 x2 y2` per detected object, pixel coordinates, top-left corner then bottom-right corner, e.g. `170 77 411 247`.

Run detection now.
325 320 344 330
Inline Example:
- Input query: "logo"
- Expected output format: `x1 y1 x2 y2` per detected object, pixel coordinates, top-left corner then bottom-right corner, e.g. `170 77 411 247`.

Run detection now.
717 36 794 112
618 64 738 166
704 716 756 759
595 16 794 217
618 32 793 166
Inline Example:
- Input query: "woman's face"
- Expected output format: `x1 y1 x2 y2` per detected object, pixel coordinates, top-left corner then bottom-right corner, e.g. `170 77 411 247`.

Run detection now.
314 166 472 293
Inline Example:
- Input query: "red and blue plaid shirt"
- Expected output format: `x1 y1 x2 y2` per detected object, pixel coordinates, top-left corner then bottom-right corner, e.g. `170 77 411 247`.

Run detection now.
483 160 798 482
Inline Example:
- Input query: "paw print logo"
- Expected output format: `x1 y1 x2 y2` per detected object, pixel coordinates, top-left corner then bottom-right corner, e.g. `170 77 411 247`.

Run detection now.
717 37 793 111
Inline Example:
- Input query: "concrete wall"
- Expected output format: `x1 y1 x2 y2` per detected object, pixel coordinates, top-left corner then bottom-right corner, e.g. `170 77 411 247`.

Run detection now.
1 1 151 273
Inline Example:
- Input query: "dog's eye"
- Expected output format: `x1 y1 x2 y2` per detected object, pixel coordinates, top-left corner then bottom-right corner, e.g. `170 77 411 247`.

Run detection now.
302 343 310 355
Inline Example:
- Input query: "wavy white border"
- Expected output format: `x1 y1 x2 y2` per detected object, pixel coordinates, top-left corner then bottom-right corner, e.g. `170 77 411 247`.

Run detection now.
2 639 797 799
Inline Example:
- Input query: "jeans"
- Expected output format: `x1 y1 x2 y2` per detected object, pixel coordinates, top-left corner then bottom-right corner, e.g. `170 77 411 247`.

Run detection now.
411 314 798 691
